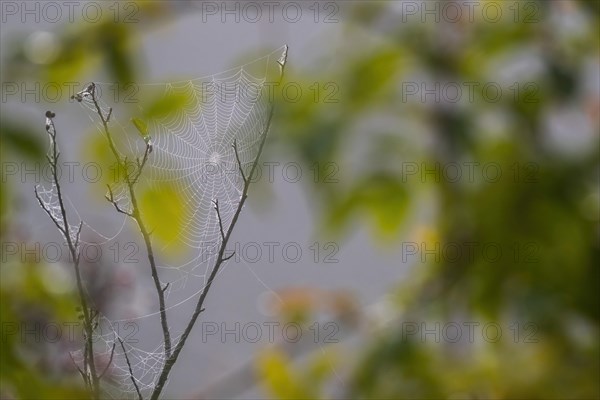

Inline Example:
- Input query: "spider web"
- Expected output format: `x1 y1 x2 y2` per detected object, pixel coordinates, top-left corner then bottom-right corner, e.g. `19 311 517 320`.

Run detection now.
35 182 81 245
78 45 286 280
41 45 288 397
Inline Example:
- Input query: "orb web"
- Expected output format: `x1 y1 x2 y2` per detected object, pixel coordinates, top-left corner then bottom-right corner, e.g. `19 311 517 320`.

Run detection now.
68 46 287 397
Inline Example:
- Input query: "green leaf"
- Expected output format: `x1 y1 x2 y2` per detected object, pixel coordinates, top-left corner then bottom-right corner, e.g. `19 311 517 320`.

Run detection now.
143 90 190 120
327 173 409 239
256 348 313 399
131 117 148 137
138 182 191 257
0 120 45 160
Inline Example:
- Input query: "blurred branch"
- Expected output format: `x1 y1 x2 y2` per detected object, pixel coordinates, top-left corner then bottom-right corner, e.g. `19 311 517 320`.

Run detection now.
33 112 101 399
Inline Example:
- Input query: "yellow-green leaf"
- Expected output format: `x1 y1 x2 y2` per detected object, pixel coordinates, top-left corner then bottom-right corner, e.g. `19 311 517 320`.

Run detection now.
138 182 190 256
131 117 148 137
256 348 312 399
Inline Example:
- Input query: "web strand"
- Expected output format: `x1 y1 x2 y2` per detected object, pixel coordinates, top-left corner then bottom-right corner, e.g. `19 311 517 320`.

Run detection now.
70 46 286 396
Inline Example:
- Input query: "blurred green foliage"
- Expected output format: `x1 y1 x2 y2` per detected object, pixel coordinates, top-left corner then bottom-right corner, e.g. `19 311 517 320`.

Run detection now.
263 1 600 398
258 347 334 400
1 259 88 399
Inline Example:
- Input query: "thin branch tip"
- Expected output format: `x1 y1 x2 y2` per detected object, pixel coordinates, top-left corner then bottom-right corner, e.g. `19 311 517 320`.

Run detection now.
98 342 116 379
232 139 247 183
119 338 143 400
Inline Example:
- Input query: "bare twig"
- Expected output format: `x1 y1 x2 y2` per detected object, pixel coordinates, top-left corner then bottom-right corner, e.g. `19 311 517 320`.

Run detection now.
149 44 289 400
213 199 226 242
98 342 117 379
74 221 83 250
232 139 246 184
69 352 89 387
105 184 133 217
222 252 236 262
35 112 100 399
131 142 152 184
119 338 143 400
87 84 172 359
